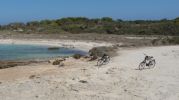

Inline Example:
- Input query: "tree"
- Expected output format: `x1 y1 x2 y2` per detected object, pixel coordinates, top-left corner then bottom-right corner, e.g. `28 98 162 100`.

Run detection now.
40 20 51 26
117 19 123 22
101 17 114 22
174 17 179 25
27 21 39 26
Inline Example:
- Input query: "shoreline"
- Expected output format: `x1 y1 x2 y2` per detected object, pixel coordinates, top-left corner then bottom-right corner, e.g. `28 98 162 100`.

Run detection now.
0 39 113 52
0 38 114 69
0 45 179 100
0 37 178 99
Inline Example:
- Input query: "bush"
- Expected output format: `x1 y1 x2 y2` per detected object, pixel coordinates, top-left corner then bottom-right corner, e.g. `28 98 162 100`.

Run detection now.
167 37 179 44
52 60 61 65
152 37 179 45
73 54 83 59
151 38 160 45
2 17 179 36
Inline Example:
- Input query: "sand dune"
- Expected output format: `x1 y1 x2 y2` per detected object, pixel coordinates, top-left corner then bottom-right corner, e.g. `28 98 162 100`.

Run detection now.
0 44 179 100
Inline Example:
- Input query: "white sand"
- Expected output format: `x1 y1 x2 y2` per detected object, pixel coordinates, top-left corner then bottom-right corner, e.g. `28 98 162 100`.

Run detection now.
0 40 179 100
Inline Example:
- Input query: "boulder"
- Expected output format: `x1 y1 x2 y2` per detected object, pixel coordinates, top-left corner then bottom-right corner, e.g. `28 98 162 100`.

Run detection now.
88 46 118 58
73 54 83 59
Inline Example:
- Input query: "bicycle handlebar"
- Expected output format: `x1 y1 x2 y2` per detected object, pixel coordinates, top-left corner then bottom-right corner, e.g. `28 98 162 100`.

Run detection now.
143 53 148 56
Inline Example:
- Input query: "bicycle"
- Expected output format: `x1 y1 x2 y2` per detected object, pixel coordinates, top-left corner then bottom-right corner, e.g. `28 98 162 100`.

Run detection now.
138 54 156 70
97 55 110 66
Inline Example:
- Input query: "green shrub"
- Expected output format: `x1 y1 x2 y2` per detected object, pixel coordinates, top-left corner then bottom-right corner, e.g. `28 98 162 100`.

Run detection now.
73 54 83 59
2 17 179 36
52 60 61 65
167 37 179 44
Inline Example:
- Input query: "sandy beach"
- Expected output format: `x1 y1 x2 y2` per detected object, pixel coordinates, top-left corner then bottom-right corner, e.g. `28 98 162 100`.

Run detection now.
0 39 179 100
0 0 179 99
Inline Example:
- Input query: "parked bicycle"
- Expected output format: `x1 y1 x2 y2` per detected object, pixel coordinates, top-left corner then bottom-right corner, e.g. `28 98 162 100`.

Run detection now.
97 54 110 66
138 54 156 70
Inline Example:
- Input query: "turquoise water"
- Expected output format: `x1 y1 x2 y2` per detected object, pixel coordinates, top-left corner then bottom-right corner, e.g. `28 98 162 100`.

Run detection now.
0 44 87 61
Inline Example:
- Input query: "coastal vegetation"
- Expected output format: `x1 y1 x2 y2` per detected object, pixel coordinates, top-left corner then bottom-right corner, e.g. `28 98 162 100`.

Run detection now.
48 47 60 50
0 17 179 36
73 54 84 59
152 36 179 45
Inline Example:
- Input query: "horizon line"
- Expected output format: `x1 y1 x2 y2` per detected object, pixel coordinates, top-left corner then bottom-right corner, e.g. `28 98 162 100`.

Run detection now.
1 16 179 25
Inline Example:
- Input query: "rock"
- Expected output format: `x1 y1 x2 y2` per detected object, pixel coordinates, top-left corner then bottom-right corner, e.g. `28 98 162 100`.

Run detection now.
35 95 39 98
29 75 36 79
48 47 60 50
89 46 118 58
89 55 98 61
58 63 65 67
29 75 40 79
79 80 88 83
0 61 31 69
73 54 83 59
52 60 61 65
52 58 66 65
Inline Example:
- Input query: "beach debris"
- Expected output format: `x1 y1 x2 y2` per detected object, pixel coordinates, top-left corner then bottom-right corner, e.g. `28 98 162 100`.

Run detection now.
35 95 39 98
50 58 66 67
0 61 31 69
79 80 88 83
58 63 65 67
71 88 79 92
83 56 91 59
72 78 75 80
29 75 36 79
89 55 98 61
73 54 83 59
29 75 40 79
48 47 60 50
52 60 61 65
124 89 128 92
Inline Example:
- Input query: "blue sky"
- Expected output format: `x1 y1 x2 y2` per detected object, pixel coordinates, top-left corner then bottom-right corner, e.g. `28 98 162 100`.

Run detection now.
0 0 179 24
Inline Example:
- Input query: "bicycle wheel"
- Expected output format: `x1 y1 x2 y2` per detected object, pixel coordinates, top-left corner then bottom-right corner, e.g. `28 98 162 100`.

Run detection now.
148 60 156 69
97 59 104 66
139 62 145 70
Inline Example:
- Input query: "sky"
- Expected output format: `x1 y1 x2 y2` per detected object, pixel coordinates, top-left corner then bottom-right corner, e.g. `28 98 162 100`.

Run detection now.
0 0 179 24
